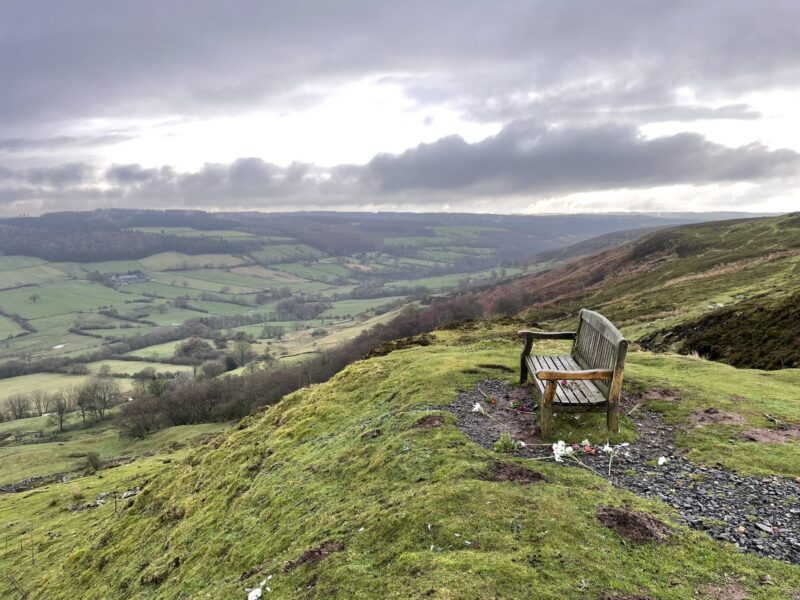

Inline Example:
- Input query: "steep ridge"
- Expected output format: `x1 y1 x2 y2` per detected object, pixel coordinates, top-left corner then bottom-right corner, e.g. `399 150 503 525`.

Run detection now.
479 213 800 368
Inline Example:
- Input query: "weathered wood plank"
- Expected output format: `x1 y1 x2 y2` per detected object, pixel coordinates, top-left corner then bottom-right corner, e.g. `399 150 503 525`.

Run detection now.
519 309 627 433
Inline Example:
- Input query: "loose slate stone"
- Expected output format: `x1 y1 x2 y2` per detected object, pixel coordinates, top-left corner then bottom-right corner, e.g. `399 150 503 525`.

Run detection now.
445 379 800 564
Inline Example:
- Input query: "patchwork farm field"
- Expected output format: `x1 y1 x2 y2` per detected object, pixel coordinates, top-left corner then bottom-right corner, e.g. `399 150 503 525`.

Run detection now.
1 210 691 415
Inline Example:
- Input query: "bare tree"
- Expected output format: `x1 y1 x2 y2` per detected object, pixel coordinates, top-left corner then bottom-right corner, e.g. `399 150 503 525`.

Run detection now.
51 391 73 432
31 390 50 416
80 377 119 420
7 394 29 420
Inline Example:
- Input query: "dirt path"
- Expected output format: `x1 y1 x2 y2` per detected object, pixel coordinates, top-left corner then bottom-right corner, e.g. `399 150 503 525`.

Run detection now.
444 379 800 564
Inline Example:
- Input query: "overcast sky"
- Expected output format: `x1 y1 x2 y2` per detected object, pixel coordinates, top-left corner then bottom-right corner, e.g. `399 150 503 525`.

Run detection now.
1 0 799 215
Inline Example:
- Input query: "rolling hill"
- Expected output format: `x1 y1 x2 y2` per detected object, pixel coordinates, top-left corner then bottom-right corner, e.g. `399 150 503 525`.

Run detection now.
478 212 800 369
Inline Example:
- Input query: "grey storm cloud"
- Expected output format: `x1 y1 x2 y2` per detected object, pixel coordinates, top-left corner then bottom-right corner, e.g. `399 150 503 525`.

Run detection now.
362 123 800 195
25 163 94 187
1 1 799 126
3 122 797 210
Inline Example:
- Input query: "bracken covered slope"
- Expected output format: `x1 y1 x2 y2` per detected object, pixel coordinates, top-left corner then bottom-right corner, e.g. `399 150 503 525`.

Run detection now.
478 213 800 368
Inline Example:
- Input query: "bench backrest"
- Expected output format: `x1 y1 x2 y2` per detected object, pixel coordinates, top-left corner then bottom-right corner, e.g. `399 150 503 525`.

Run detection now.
571 309 628 400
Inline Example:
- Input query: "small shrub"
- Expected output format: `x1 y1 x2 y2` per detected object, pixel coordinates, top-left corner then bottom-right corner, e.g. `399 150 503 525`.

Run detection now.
71 486 85 502
493 432 517 453
84 451 103 474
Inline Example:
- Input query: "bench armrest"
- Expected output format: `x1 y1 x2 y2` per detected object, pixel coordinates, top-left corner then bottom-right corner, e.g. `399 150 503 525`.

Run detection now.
535 369 613 381
519 330 576 358
518 330 576 340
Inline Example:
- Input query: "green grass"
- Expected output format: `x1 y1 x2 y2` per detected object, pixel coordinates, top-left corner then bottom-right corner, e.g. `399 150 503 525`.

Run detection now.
126 340 185 359
272 261 353 281
0 314 105 361
85 360 194 376
0 263 69 289
3 321 797 598
0 372 93 402
54 259 146 275
320 296 406 318
229 265 308 283
0 281 146 319
0 256 46 270
248 244 325 263
386 267 524 291
0 315 25 339
139 252 249 271
170 268 272 290
626 351 800 477
0 412 227 484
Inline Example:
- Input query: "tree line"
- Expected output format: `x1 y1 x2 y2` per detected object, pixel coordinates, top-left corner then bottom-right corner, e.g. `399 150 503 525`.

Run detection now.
115 295 483 437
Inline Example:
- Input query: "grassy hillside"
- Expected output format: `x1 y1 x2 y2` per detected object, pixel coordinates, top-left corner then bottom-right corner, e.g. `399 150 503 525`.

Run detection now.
2 322 798 599
479 213 800 368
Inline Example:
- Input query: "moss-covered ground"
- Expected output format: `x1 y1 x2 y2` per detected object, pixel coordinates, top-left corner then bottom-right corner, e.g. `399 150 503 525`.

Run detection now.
0 322 797 599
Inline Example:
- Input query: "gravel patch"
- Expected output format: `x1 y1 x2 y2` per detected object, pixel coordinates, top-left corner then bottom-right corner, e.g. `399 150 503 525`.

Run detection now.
444 379 800 564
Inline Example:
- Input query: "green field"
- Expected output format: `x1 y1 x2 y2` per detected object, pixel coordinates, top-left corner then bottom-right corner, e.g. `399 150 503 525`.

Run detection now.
249 243 325 262
126 340 186 359
0 215 541 399
0 410 227 485
0 256 46 270
320 296 406 318
272 261 353 280
0 263 69 288
54 259 146 274
86 360 194 376
139 252 249 270
0 315 25 339
0 372 93 402
0 280 145 319
385 267 525 291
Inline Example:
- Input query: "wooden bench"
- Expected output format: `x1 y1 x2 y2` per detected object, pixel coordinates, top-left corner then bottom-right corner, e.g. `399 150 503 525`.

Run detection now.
519 309 628 436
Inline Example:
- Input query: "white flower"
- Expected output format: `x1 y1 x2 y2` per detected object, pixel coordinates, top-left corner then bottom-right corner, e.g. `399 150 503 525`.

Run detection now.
518 441 527 448
657 456 668 466
471 402 484 414
247 580 268 600
552 440 574 462
580 439 590 447
601 443 613 454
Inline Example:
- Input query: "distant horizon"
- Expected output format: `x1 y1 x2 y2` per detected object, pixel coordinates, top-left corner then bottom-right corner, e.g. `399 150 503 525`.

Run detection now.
0 207 785 220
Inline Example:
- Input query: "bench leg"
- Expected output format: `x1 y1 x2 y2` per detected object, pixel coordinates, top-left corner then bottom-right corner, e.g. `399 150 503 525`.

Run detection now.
540 381 555 438
519 352 528 384
607 399 619 434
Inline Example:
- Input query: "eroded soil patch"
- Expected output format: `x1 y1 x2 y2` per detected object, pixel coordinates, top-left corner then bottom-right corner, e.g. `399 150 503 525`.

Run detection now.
411 415 445 429
483 462 546 485
690 407 747 427
597 506 670 544
283 541 344 573
740 427 800 443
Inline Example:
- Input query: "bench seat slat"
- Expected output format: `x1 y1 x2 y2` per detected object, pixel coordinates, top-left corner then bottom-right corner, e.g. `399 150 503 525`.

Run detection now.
527 355 606 408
